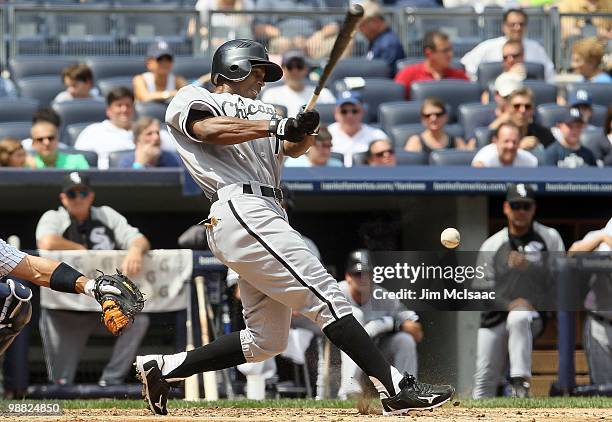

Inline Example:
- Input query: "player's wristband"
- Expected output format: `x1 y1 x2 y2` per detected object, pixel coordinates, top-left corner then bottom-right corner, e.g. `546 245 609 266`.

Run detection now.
50 262 84 294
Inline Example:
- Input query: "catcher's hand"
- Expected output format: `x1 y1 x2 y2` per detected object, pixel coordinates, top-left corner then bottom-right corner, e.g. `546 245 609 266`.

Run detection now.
88 270 145 336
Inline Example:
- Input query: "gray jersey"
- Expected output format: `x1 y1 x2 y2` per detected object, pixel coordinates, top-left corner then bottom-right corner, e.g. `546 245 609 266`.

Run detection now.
0 238 26 277
165 85 283 199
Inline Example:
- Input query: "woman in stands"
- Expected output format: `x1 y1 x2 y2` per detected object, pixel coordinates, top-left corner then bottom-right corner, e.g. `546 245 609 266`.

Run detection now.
0 138 27 167
404 96 474 153
133 41 188 103
570 37 612 84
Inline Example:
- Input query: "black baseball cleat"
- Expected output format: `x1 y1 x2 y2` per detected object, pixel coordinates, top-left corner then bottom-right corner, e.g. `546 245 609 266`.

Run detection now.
135 355 170 415
380 374 455 415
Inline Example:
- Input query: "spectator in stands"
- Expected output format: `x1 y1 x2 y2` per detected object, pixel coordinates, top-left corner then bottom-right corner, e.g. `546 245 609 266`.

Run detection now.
328 91 389 166
558 0 612 40
358 0 405 73
36 172 150 387
585 105 612 166
404 97 473 153
338 249 421 399
545 108 596 168
366 139 396 166
472 122 538 167
117 117 180 169
481 40 527 104
74 87 137 169
490 87 556 151
394 30 468 99
261 50 335 117
133 41 188 103
53 64 101 103
552 91 599 142
473 183 565 398
570 37 612 84
284 126 343 167
461 8 555 82
30 123 89 170
0 138 27 167
21 108 69 151
568 217 612 387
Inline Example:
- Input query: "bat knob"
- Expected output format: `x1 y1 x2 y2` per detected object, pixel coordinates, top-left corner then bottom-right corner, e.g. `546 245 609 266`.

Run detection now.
349 3 365 17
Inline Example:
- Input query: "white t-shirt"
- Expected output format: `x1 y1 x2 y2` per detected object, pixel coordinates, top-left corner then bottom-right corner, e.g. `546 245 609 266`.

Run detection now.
461 36 555 82
74 120 175 169
261 84 335 118
471 143 538 167
52 88 102 103
328 122 389 167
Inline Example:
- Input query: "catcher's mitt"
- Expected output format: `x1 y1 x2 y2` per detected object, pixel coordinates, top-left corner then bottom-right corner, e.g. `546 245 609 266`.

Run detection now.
92 270 145 336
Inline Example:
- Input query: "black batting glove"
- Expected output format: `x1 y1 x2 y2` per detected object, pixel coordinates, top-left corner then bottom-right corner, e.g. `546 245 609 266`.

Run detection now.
297 106 320 135
268 118 305 143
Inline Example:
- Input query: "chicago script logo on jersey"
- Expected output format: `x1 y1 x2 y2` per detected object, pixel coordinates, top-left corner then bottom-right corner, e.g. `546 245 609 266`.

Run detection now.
221 98 276 119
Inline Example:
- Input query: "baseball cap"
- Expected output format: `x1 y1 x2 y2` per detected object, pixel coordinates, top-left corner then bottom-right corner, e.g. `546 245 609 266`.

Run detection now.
346 249 373 273
560 107 584 124
568 89 592 107
282 50 306 67
336 90 362 107
62 171 90 193
494 72 524 97
146 40 173 59
506 183 535 203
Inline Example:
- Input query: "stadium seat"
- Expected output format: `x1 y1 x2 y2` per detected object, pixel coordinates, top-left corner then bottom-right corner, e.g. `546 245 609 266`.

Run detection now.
458 102 496 141
59 35 119 56
581 129 609 162
108 149 134 168
566 83 612 108
476 61 545 89
352 151 368 166
173 56 212 81
410 80 481 121
86 57 146 80
65 148 98 168
330 152 344 164
52 99 106 127
65 122 93 147
128 35 192 57
9 57 77 80
395 151 429 165
388 123 464 150
317 103 337 124
135 101 168 122
0 122 32 140
474 127 493 148
0 98 39 123
336 78 404 123
16 76 65 107
429 149 476 166
396 58 465 74
536 103 608 128
329 58 390 84
522 80 558 106
97 76 135 98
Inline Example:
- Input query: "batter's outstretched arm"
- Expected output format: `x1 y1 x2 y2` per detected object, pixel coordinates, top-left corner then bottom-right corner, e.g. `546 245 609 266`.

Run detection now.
188 116 272 145
10 254 89 294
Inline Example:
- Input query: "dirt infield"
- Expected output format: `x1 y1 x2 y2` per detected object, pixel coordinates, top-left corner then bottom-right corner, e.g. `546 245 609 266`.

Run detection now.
5 407 612 422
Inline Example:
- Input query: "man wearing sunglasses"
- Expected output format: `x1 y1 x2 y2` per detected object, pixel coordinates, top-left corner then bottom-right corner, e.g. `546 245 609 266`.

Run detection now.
35 172 151 387
366 139 396 167
261 50 335 118
473 183 565 399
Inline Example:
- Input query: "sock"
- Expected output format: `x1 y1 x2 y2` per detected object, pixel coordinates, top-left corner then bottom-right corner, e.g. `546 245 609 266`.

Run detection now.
323 314 399 397
164 331 246 381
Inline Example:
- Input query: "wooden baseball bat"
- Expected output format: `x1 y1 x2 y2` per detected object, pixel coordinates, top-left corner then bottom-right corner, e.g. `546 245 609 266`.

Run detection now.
304 4 364 112
194 275 219 401
184 282 200 401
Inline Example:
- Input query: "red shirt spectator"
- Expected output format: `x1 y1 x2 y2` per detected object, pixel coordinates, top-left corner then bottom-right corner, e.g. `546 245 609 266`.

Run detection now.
394 30 468 99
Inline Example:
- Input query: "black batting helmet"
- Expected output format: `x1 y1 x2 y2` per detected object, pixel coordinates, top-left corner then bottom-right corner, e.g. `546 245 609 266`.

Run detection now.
211 39 283 86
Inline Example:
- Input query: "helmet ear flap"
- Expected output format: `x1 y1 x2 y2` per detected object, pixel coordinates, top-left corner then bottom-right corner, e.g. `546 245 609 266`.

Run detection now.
223 59 252 83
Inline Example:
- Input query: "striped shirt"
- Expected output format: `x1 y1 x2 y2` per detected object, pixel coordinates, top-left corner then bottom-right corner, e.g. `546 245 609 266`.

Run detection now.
0 238 26 277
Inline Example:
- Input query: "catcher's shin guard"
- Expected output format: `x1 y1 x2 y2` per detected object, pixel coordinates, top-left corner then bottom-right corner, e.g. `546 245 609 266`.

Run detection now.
0 279 33 355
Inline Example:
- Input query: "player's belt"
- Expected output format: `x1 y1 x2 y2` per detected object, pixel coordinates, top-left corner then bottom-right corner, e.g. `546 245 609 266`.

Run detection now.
210 183 283 203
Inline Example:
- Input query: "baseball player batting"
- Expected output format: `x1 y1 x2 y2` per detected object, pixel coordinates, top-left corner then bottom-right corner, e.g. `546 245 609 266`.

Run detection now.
0 237 145 352
135 39 454 416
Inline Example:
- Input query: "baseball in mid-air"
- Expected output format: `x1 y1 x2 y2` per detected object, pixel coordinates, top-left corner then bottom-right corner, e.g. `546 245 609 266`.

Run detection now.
441 227 461 249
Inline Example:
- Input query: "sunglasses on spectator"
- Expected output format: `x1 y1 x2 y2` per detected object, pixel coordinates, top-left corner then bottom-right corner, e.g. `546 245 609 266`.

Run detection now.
66 189 90 199
340 107 360 115
33 135 57 142
286 62 306 71
503 53 523 60
421 111 446 118
372 149 394 158
512 103 532 111
316 142 333 149
505 21 526 28
509 202 533 211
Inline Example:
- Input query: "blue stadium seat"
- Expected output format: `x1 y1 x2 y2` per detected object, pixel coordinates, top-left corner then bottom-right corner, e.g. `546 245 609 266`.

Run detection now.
0 122 32 140
337 78 404 123
108 149 134 168
476 61 545 89
52 99 107 127
173 56 213 81
16 76 65 107
352 151 368 166
65 122 93 147
59 35 119 56
135 101 168 122
65 148 98 168
429 149 476 166
536 103 608 128
388 123 464 150
330 152 344 164
86 57 146 80
9 57 77 80
396 151 429 166
474 127 493 148
566 83 612 108
522 80 557 106
317 103 338 124
410 80 481 121
458 102 496 141
329 58 391 83
97 76 135 98
0 98 39 123
581 129 609 161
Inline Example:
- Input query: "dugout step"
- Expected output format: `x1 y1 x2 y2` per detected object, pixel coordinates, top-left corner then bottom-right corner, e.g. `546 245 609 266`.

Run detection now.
25 383 183 400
